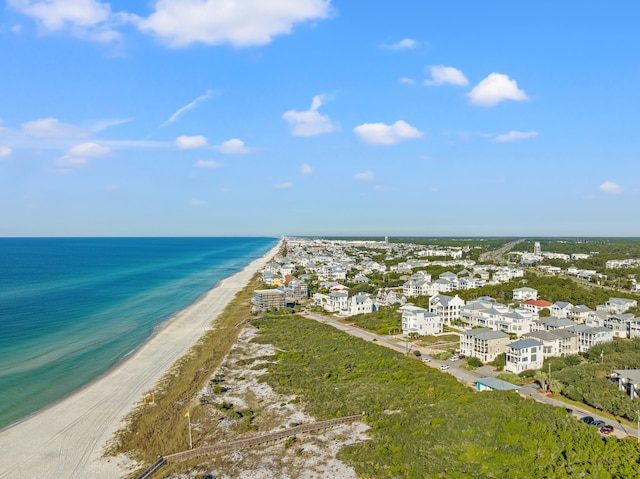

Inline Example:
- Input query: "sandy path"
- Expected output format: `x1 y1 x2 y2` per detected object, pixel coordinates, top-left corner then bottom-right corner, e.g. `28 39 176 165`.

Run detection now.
0 242 280 479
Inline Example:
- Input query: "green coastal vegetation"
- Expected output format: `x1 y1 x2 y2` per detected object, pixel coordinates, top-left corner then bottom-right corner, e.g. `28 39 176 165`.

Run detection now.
547 339 640 423
252 315 640 478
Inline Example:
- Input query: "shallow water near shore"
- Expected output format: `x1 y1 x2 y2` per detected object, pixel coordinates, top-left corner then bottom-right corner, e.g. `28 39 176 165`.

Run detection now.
0 237 277 429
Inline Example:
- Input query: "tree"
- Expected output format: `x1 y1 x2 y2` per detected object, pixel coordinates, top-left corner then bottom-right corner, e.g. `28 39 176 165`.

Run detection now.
539 307 551 317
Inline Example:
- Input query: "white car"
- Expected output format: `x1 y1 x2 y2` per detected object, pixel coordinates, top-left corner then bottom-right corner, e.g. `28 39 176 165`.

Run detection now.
439 364 450 371
422 357 431 362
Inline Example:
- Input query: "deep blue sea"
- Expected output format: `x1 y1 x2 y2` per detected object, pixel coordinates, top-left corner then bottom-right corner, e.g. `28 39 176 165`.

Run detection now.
0 237 277 429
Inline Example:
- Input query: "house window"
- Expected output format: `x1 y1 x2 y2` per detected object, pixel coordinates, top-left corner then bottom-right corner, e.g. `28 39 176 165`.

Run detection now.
531 354 537 362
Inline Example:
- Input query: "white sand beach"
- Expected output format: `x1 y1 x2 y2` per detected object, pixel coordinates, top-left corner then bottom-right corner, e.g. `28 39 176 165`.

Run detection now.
0 242 280 479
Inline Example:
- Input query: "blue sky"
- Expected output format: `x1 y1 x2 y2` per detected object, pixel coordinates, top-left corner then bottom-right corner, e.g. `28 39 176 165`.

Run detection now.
1 1 639 237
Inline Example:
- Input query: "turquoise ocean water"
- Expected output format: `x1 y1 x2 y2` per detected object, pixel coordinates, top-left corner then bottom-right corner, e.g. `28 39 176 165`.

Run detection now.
0 237 277 429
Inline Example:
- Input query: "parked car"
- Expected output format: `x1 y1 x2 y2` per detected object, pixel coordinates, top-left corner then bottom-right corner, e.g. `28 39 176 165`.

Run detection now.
590 420 605 428
422 357 431 362
439 364 450 371
600 425 614 435
581 416 594 424
449 355 460 361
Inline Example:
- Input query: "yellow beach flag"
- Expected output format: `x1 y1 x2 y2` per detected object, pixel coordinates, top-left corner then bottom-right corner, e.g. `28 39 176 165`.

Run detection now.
184 411 189 417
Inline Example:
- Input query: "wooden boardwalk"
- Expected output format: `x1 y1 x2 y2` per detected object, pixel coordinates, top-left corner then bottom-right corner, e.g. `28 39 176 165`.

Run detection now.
135 414 365 478
165 414 366 462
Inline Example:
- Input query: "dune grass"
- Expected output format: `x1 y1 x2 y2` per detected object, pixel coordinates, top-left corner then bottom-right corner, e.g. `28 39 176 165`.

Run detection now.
107 273 262 476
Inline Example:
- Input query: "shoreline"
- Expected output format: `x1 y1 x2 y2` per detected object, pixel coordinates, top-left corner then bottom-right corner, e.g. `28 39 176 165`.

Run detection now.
0 240 281 479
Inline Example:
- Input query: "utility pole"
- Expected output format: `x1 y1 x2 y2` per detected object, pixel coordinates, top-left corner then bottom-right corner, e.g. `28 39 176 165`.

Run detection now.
637 410 639 444
548 363 552 393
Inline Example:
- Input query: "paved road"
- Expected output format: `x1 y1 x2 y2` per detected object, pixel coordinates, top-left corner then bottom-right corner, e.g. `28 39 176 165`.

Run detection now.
479 238 525 263
303 312 639 441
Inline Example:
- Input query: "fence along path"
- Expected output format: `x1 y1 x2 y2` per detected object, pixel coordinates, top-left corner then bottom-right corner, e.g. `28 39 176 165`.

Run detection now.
165 414 366 463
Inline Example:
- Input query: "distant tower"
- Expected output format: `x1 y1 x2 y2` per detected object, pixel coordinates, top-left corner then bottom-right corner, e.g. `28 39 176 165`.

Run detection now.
534 242 541 256
385 236 389 245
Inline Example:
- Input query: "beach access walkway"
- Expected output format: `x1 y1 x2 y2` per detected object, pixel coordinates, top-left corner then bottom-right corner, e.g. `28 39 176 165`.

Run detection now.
136 414 366 478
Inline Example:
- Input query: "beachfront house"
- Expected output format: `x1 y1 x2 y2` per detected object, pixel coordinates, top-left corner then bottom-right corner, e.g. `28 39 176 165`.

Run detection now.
513 287 538 301
505 339 544 374
251 289 286 313
523 330 579 357
344 292 376 317
611 370 640 400
568 325 614 353
460 328 510 363
429 294 464 325
400 305 443 336
604 298 638 314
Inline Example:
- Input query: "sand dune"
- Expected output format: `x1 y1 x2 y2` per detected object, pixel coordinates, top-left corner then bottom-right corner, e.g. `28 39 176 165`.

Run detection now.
0 242 280 479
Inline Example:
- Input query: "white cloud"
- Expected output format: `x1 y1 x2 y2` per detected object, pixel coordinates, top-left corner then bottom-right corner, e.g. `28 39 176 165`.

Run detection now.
493 131 539 143
600 181 622 194
194 159 222 169
0 146 12 158
53 155 87 167
219 138 250 154
282 94 337 137
11 24 23 33
67 142 110 157
383 38 418 50
8 0 128 43
160 90 214 127
353 120 423 146
190 198 207 207
399 77 415 85
354 171 374 181
139 0 331 48
22 118 90 138
273 182 293 189
300 163 313 174
176 135 207 149
468 73 528 107
425 65 468 86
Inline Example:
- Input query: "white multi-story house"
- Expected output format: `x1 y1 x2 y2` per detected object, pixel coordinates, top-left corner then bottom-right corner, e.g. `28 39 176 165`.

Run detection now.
604 314 636 338
524 330 579 357
432 278 454 293
460 328 510 363
374 288 405 308
285 280 309 301
280 263 295 276
344 292 375 317
568 325 614 353
505 339 544 374
531 317 576 332
604 298 638 314
429 294 465 325
611 370 640 400
550 301 574 319
316 291 349 314
403 279 437 297
513 287 538 301
585 310 608 327
567 304 593 323
629 320 640 339
400 305 443 336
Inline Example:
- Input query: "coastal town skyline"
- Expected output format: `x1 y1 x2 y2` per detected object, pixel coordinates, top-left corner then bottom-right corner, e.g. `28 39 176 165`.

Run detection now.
1 1 639 237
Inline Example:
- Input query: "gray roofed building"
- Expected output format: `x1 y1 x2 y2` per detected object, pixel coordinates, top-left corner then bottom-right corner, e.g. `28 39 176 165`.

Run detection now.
460 327 510 363
476 377 521 392
612 370 640 400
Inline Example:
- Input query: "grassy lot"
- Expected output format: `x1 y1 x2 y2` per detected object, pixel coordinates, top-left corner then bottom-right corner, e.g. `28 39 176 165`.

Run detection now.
345 308 402 335
252 315 640 478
